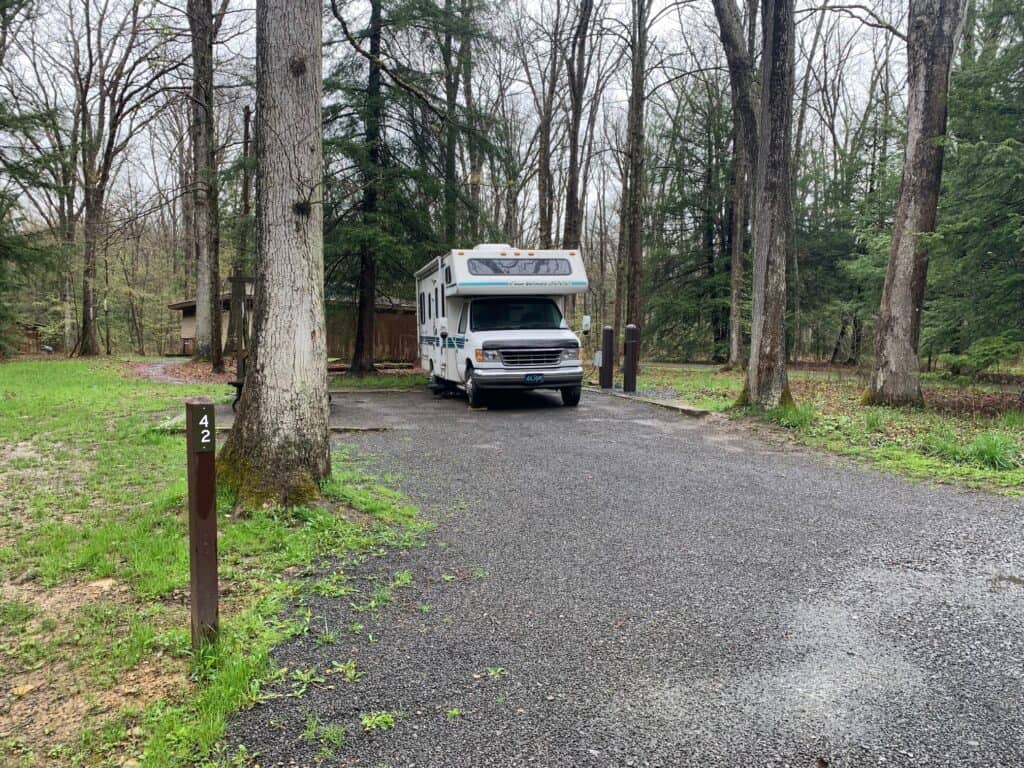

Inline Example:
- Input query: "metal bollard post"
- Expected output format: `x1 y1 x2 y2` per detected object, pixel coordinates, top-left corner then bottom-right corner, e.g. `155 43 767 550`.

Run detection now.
186 398 219 647
623 324 639 393
599 326 614 389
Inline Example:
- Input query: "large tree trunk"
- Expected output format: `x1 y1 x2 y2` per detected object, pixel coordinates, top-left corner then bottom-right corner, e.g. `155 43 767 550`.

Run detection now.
461 0 481 242
561 0 593 324
220 0 329 506
727 132 748 368
225 104 253 357
79 189 101 356
866 0 967 406
711 0 759 368
441 0 460 245
350 0 383 376
623 0 648 330
744 0 795 409
189 0 222 370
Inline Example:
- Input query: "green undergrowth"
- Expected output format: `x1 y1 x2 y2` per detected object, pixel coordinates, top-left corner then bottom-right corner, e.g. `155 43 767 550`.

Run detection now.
0 359 427 766
629 363 1024 493
329 371 429 391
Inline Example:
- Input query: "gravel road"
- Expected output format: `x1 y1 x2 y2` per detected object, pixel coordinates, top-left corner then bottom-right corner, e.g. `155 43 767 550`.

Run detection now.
227 389 1024 767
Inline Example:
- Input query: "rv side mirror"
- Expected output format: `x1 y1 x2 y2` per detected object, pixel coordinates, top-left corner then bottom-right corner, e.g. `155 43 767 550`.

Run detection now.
581 315 592 335
438 318 449 339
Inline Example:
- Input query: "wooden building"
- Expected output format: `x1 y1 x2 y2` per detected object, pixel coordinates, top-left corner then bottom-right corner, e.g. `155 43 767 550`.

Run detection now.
168 295 417 362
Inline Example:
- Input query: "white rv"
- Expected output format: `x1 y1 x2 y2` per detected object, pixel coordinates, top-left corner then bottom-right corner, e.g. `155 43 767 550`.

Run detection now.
414 244 591 407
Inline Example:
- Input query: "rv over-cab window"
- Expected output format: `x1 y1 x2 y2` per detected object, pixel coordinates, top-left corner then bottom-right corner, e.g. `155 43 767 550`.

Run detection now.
467 258 572 276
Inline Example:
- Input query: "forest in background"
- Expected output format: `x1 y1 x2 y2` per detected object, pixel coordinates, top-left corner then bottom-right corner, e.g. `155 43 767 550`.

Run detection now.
0 0 1021 375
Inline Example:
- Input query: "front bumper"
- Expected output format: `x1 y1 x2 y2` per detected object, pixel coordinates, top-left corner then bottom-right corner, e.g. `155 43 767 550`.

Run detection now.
471 366 584 390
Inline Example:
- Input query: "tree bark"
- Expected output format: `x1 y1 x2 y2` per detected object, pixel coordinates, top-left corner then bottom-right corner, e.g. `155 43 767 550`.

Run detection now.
562 0 593 252
189 0 222 370
79 188 101 356
712 0 759 368
350 0 383 375
225 104 253 357
461 0 481 242
623 0 648 330
866 0 967 406
744 0 795 409
441 0 461 245
220 0 330 506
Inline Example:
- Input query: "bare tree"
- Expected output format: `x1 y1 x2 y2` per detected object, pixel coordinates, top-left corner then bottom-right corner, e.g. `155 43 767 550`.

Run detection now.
866 0 967 406
61 0 184 355
221 0 330 504
743 0 795 408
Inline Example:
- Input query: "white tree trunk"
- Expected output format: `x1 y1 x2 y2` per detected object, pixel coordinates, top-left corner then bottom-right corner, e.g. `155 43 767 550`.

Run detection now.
866 0 967 406
220 0 329 505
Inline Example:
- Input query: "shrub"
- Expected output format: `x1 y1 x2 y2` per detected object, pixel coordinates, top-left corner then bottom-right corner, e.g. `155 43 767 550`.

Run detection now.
863 410 886 433
943 335 1024 377
964 433 1021 470
919 429 966 463
765 403 818 431
999 410 1024 431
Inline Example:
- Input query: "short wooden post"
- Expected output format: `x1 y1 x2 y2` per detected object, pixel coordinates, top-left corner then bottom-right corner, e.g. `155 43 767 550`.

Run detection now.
623 324 639 393
599 326 614 389
186 398 218 647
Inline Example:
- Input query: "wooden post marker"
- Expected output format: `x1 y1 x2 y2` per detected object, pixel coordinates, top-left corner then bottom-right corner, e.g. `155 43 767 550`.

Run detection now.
185 398 218 647
623 324 639 393
599 326 614 389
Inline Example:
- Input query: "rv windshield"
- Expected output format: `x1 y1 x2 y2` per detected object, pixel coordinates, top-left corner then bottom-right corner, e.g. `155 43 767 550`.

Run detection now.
470 298 563 331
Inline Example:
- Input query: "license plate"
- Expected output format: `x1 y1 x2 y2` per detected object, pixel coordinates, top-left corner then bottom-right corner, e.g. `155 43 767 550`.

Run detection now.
524 373 545 385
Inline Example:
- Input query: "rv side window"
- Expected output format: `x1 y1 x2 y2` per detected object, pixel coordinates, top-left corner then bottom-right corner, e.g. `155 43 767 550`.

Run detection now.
467 258 572 276
419 292 425 321
436 287 441 317
444 266 452 284
458 304 468 334
427 293 432 319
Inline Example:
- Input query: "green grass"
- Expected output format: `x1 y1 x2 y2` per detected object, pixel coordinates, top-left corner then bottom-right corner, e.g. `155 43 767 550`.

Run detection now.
0 358 427 766
329 371 429 391
621 363 1024 493
359 710 400 732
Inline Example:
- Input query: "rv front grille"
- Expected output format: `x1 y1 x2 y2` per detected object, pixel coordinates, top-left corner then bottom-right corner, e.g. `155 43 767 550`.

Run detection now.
499 348 563 367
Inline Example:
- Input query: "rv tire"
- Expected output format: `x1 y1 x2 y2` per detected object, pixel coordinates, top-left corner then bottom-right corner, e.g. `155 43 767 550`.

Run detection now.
465 367 485 408
561 385 582 407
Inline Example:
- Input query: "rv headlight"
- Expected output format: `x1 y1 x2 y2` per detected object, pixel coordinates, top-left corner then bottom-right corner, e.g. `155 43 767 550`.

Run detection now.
474 349 501 363
561 347 580 361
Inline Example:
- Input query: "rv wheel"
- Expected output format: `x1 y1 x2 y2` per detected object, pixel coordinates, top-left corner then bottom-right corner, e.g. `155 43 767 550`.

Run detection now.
465 367 485 408
561 386 582 407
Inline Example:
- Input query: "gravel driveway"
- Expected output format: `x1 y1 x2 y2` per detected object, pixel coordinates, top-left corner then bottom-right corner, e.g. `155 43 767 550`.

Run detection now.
227 389 1024 767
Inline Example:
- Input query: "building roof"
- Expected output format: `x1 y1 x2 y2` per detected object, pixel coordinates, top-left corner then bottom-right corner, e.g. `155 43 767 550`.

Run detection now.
168 293 233 311
168 294 416 313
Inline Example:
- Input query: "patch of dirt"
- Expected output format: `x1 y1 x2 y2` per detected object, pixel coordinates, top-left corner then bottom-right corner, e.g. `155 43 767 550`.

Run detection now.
1 577 130 621
0 577 189 765
0 441 42 463
2 657 188 764
128 358 236 385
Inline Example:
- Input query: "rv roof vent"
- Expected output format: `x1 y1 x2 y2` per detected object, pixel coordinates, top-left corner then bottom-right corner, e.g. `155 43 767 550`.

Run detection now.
474 243 514 251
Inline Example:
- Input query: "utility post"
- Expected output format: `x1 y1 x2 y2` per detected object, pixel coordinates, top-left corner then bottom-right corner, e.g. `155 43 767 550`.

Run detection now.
600 325 614 389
